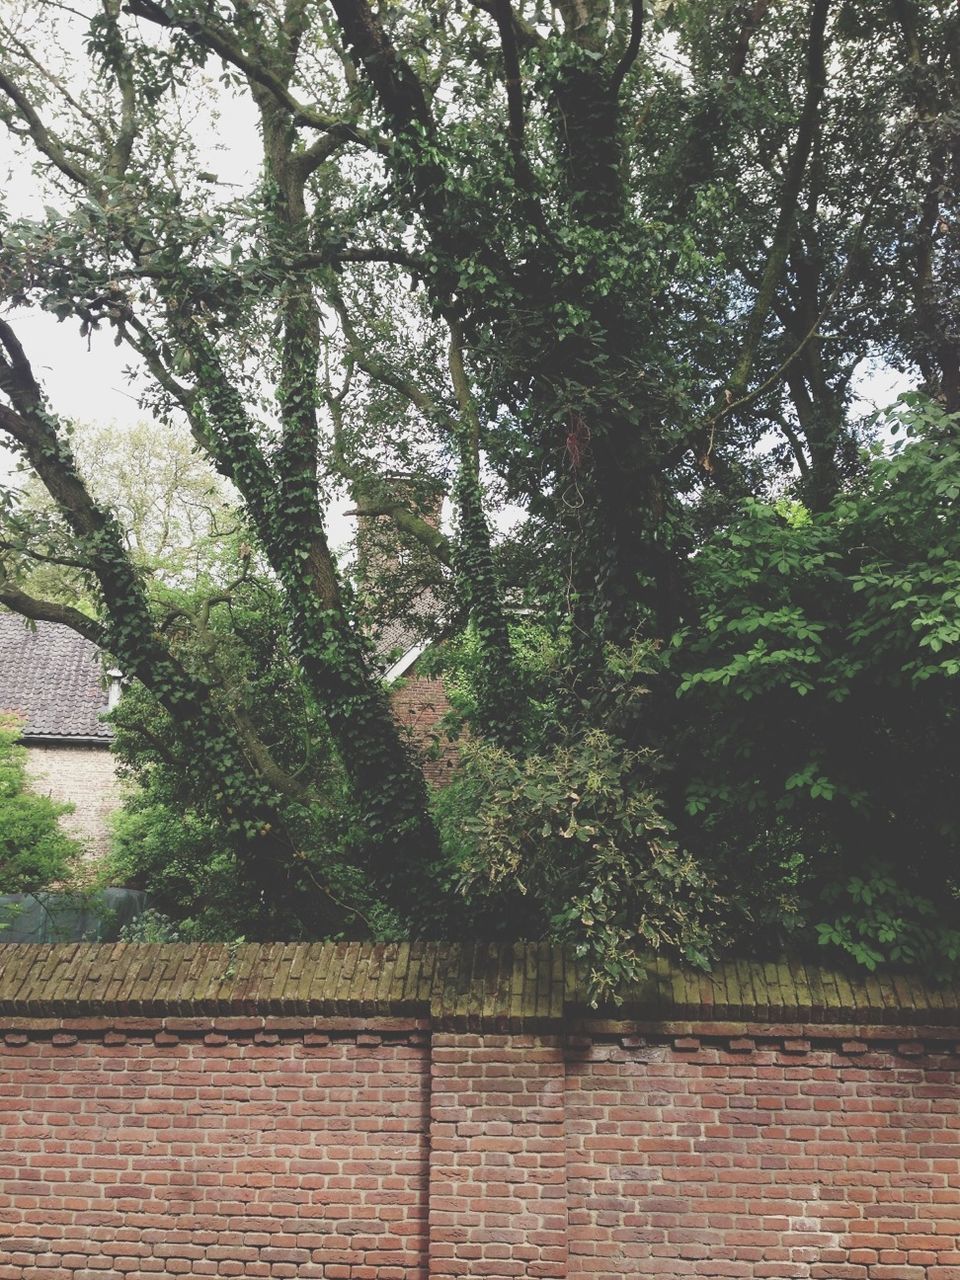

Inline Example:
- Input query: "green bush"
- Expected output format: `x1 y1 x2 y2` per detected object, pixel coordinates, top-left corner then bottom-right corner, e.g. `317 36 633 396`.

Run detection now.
436 724 721 1003
0 714 81 894
672 399 960 968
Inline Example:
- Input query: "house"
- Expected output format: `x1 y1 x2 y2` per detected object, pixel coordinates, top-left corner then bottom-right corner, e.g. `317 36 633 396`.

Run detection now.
356 488 459 787
0 611 122 858
377 623 459 787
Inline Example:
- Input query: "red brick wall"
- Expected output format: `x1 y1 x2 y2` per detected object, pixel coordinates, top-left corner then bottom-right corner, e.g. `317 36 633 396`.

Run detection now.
429 1034 567 1279
3 1021 960 1279
390 675 459 786
0 1026 430 1280
565 1033 960 1279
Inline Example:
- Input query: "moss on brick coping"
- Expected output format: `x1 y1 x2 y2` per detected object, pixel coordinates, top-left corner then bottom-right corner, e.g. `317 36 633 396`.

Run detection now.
0 942 956 1026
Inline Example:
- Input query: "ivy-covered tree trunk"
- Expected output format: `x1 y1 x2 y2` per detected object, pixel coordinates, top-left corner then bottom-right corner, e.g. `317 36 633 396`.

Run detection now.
0 323 310 927
267 95 439 902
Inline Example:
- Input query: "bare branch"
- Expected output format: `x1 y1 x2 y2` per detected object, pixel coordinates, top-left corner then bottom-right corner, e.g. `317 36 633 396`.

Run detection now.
0 17 100 129
293 123 389 176
0 538 91 572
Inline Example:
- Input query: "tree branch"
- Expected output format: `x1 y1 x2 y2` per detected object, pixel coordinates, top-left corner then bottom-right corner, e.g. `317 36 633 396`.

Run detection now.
466 0 543 51
292 123 389 177
610 0 643 97
330 288 461 432
183 592 319 803
0 17 101 130
124 0 375 136
0 570 105 646
724 0 830 404
326 0 435 135
323 345 454 566
0 68 94 191
492 0 526 149
728 0 772 79
667 104 907 476
346 493 452 566
101 0 139 179
0 538 91 572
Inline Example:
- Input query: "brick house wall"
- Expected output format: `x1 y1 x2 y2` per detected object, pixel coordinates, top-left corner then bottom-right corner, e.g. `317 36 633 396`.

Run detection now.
1 944 959 1280
390 674 459 787
23 743 123 860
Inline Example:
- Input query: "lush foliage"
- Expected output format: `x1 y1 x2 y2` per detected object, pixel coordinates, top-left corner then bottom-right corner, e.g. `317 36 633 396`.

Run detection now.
0 0 958 995
672 400 960 969
0 714 80 895
438 727 720 993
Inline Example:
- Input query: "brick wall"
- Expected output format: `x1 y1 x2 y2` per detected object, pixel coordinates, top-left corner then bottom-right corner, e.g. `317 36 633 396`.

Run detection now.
390 675 459 786
565 1033 960 1279
24 743 122 860
0 1027 429 1280
2 944 960 1279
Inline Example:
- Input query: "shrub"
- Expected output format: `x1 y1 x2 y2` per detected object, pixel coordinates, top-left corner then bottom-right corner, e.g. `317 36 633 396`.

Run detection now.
0 714 81 894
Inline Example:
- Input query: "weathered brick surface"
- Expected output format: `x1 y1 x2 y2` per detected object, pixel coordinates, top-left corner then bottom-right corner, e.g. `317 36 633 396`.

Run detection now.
2 947 960 1278
429 1033 567 1279
0 1030 429 1279
390 675 458 787
24 743 122 860
565 1036 960 1279
2 943 957 1027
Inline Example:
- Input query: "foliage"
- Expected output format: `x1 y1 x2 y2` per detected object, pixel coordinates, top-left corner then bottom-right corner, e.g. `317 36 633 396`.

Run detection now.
435 640 722 1001
9 419 238 606
116 906 183 943
423 616 564 751
103 573 400 940
816 867 960 976
0 713 80 894
0 0 958 984
672 399 960 964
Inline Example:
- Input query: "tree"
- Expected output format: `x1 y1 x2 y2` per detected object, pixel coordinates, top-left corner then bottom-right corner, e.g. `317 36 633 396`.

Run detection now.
1 0 959 984
3 416 381 935
5 418 240 607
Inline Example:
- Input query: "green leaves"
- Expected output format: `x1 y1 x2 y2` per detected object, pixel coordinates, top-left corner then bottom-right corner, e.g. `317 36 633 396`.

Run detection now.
436 725 721 1004
673 399 960 974
0 715 82 896
815 866 960 975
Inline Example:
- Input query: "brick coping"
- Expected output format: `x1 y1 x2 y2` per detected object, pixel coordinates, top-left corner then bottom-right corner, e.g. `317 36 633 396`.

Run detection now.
1 942 957 1029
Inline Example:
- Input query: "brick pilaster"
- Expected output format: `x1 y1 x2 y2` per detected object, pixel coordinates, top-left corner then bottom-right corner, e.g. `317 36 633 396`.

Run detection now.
428 1032 568 1279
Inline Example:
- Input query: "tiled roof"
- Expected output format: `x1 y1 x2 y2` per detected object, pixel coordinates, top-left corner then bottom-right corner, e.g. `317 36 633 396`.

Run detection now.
0 942 957 1030
370 612 422 665
368 589 443 677
0 612 112 740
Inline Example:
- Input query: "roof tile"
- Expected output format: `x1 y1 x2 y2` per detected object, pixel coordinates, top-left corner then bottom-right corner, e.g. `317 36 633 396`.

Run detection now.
0 613 112 740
